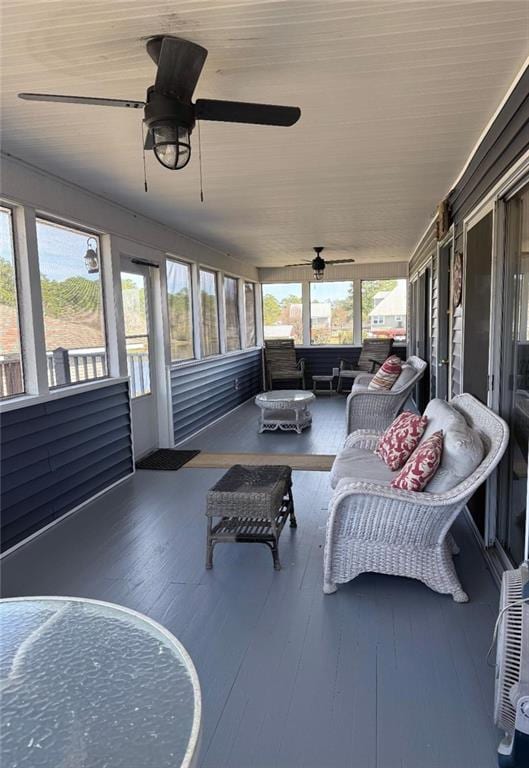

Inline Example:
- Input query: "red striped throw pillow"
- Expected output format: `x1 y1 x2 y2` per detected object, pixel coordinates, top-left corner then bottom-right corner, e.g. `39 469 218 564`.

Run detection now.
375 411 428 470
391 431 444 492
368 355 402 391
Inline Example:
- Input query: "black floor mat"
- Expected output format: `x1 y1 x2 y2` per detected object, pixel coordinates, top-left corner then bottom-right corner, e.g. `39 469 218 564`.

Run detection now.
135 449 200 471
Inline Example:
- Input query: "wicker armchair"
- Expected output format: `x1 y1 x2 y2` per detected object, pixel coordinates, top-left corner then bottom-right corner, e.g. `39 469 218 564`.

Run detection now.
324 394 509 602
345 355 427 433
337 338 393 393
264 339 305 390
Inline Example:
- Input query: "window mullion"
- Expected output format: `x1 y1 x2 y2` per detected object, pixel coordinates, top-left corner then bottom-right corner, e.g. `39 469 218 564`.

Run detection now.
353 279 362 346
302 282 310 345
239 279 246 348
191 263 202 359
14 206 49 395
218 272 227 355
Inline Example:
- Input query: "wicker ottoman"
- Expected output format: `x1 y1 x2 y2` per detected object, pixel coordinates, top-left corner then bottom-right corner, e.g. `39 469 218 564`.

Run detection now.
206 465 296 571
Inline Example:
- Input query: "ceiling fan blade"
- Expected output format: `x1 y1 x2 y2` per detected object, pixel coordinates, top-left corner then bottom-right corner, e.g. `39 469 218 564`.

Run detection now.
326 258 356 264
285 262 311 267
153 36 207 100
144 130 154 150
195 99 301 126
18 93 145 109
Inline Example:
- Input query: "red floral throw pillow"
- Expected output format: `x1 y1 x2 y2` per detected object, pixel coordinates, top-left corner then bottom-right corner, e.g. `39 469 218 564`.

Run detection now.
375 411 428 470
391 431 444 492
368 355 402 390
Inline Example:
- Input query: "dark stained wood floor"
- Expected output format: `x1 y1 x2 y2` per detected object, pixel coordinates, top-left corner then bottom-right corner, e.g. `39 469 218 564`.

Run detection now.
1 397 502 767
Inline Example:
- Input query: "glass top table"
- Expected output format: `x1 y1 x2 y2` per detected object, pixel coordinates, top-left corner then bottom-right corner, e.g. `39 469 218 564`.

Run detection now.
255 390 315 433
0 597 201 768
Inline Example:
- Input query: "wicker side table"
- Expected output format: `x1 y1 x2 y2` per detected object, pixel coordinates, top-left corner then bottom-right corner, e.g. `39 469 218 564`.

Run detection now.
206 465 296 571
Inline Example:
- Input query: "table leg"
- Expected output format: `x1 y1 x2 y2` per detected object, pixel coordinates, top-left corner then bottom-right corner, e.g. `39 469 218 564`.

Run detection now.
288 488 297 528
206 518 214 569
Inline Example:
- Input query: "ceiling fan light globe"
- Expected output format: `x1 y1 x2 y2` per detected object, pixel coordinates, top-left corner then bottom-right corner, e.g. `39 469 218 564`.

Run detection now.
152 123 191 170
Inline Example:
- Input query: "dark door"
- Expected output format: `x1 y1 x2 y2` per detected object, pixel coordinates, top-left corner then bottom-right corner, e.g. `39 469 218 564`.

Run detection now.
463 211 493 536
463 212 493 404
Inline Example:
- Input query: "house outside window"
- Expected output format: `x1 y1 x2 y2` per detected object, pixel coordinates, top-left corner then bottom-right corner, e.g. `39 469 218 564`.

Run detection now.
262 283 303 345
36 218 108 388
0 206 24 398
362 279 407 342
309 281 354 344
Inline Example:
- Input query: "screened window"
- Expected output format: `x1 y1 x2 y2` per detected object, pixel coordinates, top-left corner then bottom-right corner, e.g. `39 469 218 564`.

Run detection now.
262 283 302 344
224 275 241 352
310 281 354 345
362 278 407 342
36 219 107 388
199 269 219 357
167 259 194 361
244 282 257 347
0 206 24 398
121 271 151 398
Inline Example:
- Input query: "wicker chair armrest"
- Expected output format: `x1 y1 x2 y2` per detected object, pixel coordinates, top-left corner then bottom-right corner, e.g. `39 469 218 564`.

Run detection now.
343 430 382 451
345 389 405 434
297 358 305 371
339 358 354 371
368 357 384 372
332 480 452 507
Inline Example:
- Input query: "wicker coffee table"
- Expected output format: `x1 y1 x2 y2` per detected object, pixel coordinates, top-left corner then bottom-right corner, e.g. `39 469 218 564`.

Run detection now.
255 390 315 434
206 465 296 570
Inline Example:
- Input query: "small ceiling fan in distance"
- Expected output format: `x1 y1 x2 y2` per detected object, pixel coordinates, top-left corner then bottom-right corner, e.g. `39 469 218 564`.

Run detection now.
286 247 355 280
18 36 301 172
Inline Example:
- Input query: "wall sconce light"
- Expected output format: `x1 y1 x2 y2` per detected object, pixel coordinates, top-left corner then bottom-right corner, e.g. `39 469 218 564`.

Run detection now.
84 237 99 274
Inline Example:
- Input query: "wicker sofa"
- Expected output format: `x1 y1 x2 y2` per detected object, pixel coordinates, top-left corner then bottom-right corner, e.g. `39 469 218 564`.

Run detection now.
344 355 427 433
324 394 509 601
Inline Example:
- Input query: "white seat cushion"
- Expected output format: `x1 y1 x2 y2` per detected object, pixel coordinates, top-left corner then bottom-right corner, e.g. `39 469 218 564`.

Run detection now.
330 445 396 489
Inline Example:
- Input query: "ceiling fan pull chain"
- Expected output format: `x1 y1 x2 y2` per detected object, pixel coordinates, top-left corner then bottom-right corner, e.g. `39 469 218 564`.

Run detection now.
141 123 149 192
198 119 205 203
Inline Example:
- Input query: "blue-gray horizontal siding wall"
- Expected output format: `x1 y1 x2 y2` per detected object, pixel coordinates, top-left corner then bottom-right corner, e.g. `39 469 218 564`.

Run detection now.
171 349 263 444
296 346 407 383
448 66 529 396
1 381 133 552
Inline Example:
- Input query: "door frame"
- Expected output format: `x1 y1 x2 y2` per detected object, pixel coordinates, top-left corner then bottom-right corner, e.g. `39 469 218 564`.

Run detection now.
460 154 529 548
492 177 529 563
461 201 498 544
116 246 173 455
436 227 454 400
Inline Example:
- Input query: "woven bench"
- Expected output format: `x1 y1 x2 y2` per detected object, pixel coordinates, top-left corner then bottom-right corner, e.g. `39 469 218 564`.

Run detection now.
205 464 296 571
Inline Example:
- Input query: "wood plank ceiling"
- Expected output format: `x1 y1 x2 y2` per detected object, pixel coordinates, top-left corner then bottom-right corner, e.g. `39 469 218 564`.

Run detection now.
1 0 528 266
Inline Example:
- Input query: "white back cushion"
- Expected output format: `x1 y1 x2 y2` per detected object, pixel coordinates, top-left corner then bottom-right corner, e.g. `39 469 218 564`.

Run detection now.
421 399 484 493
393 364 416 391
421 398 466 442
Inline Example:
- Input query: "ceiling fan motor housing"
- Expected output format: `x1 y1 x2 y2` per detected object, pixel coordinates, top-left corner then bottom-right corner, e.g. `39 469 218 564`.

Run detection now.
144 88 195 132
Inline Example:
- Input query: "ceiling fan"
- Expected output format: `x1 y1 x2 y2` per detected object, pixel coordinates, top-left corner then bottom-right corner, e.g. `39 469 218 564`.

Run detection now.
18 36 301 172
286 247 355 280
